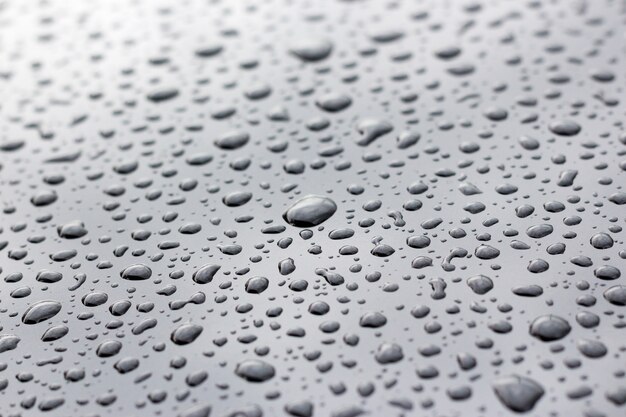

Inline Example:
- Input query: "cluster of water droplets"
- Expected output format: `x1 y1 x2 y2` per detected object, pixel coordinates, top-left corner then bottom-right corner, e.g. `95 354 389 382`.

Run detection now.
0 0 624 416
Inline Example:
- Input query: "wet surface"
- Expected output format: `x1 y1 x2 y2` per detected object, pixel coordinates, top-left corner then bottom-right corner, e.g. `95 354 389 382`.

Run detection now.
0 0 625 416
